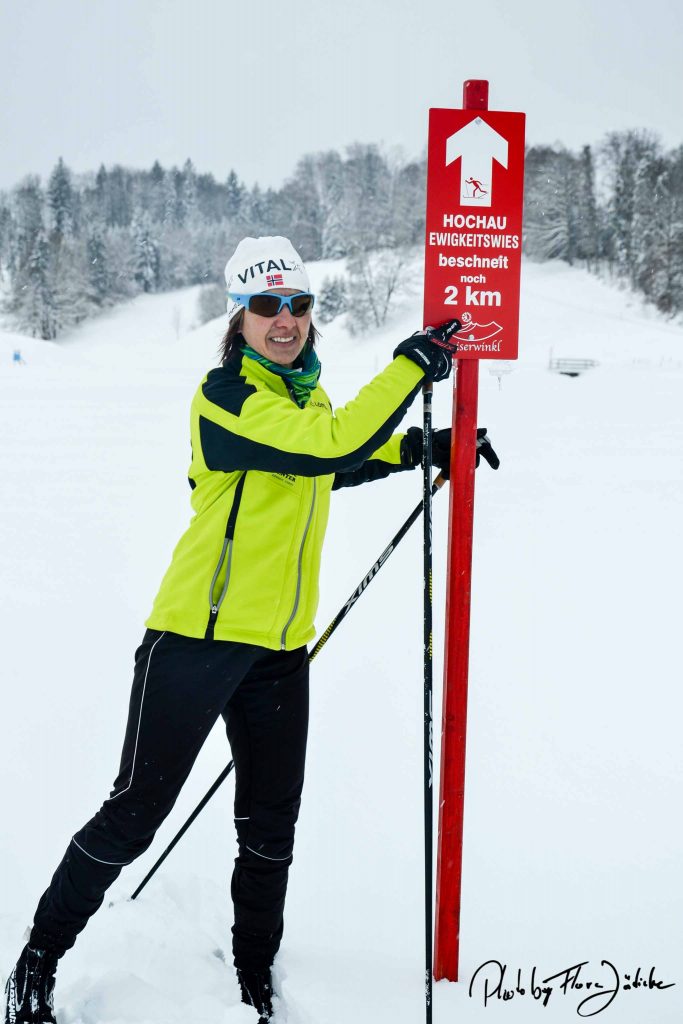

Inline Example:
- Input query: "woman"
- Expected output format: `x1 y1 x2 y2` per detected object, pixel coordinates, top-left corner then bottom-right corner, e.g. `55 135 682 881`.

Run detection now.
4 235 493 1024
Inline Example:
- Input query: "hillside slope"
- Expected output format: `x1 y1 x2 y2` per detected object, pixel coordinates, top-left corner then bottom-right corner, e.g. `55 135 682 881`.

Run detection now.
1 261 681 1023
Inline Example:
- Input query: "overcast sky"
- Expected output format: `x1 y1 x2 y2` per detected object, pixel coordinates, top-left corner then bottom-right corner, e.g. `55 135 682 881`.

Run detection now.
1 0 681 192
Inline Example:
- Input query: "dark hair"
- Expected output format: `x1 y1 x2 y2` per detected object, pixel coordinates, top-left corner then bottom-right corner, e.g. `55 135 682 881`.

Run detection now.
218 309 320 365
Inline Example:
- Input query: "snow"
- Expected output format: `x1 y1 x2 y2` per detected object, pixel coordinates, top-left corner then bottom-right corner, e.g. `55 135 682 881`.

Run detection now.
1 259 682 1023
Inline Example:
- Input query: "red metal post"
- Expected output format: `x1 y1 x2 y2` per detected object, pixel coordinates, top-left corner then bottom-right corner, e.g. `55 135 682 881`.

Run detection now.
433 79 488 983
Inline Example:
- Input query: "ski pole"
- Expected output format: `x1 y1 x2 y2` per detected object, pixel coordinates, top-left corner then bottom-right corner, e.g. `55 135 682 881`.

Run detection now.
131 471 447 901
309 472 447 660
422 383 434 1024
130 761 234 900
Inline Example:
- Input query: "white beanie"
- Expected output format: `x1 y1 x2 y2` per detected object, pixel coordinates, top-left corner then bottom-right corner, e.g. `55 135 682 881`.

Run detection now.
224 235 310 320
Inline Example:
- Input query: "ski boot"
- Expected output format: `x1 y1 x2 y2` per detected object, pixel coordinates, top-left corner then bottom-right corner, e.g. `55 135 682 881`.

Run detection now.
237 967 274 1022
4 945 58 1024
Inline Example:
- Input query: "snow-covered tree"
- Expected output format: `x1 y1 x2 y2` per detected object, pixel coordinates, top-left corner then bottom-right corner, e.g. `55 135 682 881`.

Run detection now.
12 230 57 339
280 155 324 260
105 165 133 227
390 157 427 248
225 170 245 219
50 237 91 332
177 159 198 226
247 184 267 233
162 170 179 227
133 214 160 292
149 160 166 222
47 157 75 240
345 247 410 335
104 227 136 300
0 199 13 274
95 165 107 206
339 143 392 254
602 130 659 284
523 147 579 263
86 229 109 305
633 151 683 313
317 275 348 323
576 146 600 270
13 177 44 267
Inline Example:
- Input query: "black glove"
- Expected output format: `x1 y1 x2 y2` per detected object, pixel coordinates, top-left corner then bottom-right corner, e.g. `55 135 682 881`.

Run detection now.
393 319 462 382
401 426 500 477
476 428 500 470
401 426 452 473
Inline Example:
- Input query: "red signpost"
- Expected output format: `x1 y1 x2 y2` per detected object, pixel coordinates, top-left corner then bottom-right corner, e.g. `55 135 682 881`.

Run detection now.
423 81 525 982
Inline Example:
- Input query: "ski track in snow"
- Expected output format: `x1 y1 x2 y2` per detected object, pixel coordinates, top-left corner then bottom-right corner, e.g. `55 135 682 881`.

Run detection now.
1 260 682 1023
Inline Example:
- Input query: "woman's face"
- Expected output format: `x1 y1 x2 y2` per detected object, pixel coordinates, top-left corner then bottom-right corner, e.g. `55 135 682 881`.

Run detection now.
241 289 312 368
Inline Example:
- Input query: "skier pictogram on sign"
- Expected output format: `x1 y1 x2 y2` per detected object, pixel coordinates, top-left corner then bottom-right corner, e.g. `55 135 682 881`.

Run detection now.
446 116 508 208
464 177 488 199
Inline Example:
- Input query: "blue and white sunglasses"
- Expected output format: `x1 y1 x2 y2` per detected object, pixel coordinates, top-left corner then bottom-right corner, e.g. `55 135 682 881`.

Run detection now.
228 291 315 318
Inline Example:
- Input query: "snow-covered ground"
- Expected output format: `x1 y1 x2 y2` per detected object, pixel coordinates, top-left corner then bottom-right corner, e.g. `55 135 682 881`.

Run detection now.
1 261 682 1023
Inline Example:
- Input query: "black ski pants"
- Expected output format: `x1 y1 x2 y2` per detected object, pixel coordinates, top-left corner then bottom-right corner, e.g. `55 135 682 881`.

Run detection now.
29 629 309 971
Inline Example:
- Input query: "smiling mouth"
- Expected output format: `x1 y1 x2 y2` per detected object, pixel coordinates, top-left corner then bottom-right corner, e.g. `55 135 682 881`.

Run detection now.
269 336 297 345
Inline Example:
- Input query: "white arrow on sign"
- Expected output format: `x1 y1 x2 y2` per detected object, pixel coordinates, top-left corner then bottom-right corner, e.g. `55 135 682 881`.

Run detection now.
446 117 508 208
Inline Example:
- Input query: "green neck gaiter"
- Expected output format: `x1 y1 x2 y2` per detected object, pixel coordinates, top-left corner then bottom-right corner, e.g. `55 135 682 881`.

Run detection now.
241 341 322 408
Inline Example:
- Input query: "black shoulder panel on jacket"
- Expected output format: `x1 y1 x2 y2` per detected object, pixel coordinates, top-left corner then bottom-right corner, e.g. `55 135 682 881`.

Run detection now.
202 364 256 417
200 416 237 472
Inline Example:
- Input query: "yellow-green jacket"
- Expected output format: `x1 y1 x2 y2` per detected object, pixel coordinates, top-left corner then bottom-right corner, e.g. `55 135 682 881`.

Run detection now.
146 349 424 650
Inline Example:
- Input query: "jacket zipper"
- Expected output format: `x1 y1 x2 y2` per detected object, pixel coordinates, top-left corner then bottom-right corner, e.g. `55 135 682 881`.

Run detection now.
206 472 247 639
208 538 234 619
280 478 316 650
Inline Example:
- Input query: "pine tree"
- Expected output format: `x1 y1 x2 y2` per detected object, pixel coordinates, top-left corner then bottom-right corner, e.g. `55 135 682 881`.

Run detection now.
317 151 346 258
150 160 167 222
523 147 579 263
133 213 160 292
225 170 245 219
103 226 136 300
576 146 600 270
163 170 179 227
47 157 75 240
14 230 57 339
603 130 659 286
107 165 133 227
664 147 683 313
13 177 44 268
317 275 348 323
86 229 109 305
634 152 683 313
281 155 324 260
178 158 198 226
51 236 91 332
150 160 165 186
391 158 427 247
250 183 264 226
342 143 392 252
0 201 12 274
95 164 107 206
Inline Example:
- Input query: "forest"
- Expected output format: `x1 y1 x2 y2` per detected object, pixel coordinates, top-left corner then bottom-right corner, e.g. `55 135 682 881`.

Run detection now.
1 130 681 339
